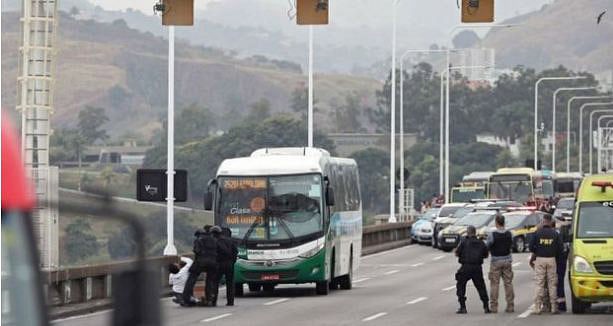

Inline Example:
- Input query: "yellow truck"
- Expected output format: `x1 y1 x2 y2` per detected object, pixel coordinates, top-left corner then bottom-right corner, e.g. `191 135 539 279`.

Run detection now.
569 174 613 313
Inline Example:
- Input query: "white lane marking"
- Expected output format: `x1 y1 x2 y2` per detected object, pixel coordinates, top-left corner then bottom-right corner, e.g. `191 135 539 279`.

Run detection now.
517 305 534 318
201 313 232 323
512 262 521 267
51 310 112 323
384 270 399 275
362 312 388 322
442 285 456 291
263 298 290 306
354 278 371 283
362 246 414 259
432 255 445 261
406 297 428 305
411 263 424 267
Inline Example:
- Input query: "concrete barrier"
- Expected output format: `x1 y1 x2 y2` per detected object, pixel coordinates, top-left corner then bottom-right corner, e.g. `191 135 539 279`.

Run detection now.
46 221 413 319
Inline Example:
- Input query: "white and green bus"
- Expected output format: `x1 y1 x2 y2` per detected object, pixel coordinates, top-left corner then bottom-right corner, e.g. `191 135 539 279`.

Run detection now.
204 147 362 295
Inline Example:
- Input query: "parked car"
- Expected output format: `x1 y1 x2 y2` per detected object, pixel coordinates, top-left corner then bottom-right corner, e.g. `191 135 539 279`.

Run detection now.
553 197 575 223
438 210 498 252
411 208 439 244
478 209 546 252
431 203 467 248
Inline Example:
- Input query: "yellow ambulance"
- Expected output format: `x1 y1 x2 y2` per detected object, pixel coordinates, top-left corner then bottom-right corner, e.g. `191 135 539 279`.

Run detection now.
569 174 613 313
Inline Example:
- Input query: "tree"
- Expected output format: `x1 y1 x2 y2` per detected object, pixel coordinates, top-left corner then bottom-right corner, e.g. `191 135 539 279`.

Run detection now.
64 218 99 263
290 87 319 120
174 104 215 145
333 92 365 132
350 148 389 213
78 106 109 144
100 165 117 190
245 98 272 124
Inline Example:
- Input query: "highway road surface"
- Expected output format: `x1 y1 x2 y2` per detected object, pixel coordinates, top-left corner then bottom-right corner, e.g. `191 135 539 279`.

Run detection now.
53 244 612 326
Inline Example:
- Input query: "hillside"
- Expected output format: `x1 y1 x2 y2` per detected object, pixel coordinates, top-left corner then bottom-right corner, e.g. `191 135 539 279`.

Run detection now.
1 12 381 138
482 0 613 72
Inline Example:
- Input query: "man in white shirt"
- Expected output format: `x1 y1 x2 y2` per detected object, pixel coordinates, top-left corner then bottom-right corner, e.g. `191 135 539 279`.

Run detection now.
169 257 193 304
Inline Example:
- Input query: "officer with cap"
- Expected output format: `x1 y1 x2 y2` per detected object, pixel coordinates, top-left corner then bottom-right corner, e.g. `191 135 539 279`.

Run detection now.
454 225 491 314
529 215 564 314
183 225 220 306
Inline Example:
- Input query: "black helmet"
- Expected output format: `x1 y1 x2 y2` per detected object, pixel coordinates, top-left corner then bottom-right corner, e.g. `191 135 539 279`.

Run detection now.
210 226 222 234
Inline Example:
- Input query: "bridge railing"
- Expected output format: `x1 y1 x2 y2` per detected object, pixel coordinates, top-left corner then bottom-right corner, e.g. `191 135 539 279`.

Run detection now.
44 221 413 318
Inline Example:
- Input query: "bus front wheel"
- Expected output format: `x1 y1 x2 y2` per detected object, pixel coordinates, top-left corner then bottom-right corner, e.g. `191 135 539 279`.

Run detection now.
235 283 244 297
316 280 330 295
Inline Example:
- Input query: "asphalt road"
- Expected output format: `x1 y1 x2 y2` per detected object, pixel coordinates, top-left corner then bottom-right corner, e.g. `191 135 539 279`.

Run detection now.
53 244 612 326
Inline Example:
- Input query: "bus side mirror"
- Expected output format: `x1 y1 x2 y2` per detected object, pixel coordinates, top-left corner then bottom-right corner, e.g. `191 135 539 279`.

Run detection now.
204 191 213 211
204 179 217 210
326 186 335 206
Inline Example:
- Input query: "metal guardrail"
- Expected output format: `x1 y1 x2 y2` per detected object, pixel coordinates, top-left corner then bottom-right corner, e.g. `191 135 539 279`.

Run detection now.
44 221 413 312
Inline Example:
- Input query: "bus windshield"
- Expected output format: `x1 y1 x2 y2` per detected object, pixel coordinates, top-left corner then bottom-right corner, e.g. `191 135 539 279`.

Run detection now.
217 174 323 241
451 188 485 203
577 202 613 238
489 175 533 203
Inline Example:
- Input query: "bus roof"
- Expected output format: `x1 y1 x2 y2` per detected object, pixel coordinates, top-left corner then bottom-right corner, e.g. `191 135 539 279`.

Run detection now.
495 167 535 174
576 174 613 203
555 172 583 179
463 171 493 181
217 147 355 176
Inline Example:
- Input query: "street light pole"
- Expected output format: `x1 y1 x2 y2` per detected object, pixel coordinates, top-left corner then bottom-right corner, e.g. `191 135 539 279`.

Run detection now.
389 0 400 223
533 76 586 171
551 87 595 171
580 103 613 173
590 109 613 174
567 96 613 172
308 25 314 148
596 115 613 172
445 65 492 203
163 26 177 256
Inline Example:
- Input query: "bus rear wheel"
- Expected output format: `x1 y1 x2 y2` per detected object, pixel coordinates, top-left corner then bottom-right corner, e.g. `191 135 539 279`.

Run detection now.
339 253 353 290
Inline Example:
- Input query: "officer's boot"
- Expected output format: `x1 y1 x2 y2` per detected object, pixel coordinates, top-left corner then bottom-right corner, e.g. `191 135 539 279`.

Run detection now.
483 302 492 314
558 302 567 312
456 300 467 314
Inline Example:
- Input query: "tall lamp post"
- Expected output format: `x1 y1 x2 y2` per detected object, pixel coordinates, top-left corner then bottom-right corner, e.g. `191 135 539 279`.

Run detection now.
308 25 314 147
550 87 595 171
589 109 613 174
567 96 613 172
533 76 587 170
578 104 613 173
163 26 177 256
388 0 401 222
596 115 613 172
445 65 492 203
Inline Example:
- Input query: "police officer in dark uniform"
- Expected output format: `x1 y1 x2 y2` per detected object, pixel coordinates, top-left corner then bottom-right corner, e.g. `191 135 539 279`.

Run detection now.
454 225 491 314
182 225 220 306
215 227 239 306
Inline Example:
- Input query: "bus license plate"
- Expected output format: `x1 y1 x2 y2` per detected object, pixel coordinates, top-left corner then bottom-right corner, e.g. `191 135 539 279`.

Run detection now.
261 274 280 281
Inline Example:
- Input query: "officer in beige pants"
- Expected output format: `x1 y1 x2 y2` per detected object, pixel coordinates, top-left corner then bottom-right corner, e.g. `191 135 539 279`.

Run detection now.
529 215 563 315
486 213 514 313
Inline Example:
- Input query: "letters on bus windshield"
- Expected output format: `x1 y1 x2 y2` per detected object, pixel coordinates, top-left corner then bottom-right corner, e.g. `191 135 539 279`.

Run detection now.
217 175 324 241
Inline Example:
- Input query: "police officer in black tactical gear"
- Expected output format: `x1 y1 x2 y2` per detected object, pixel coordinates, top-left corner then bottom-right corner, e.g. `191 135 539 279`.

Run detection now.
454 225 491 314
182 225 220 306
214 227 239 306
